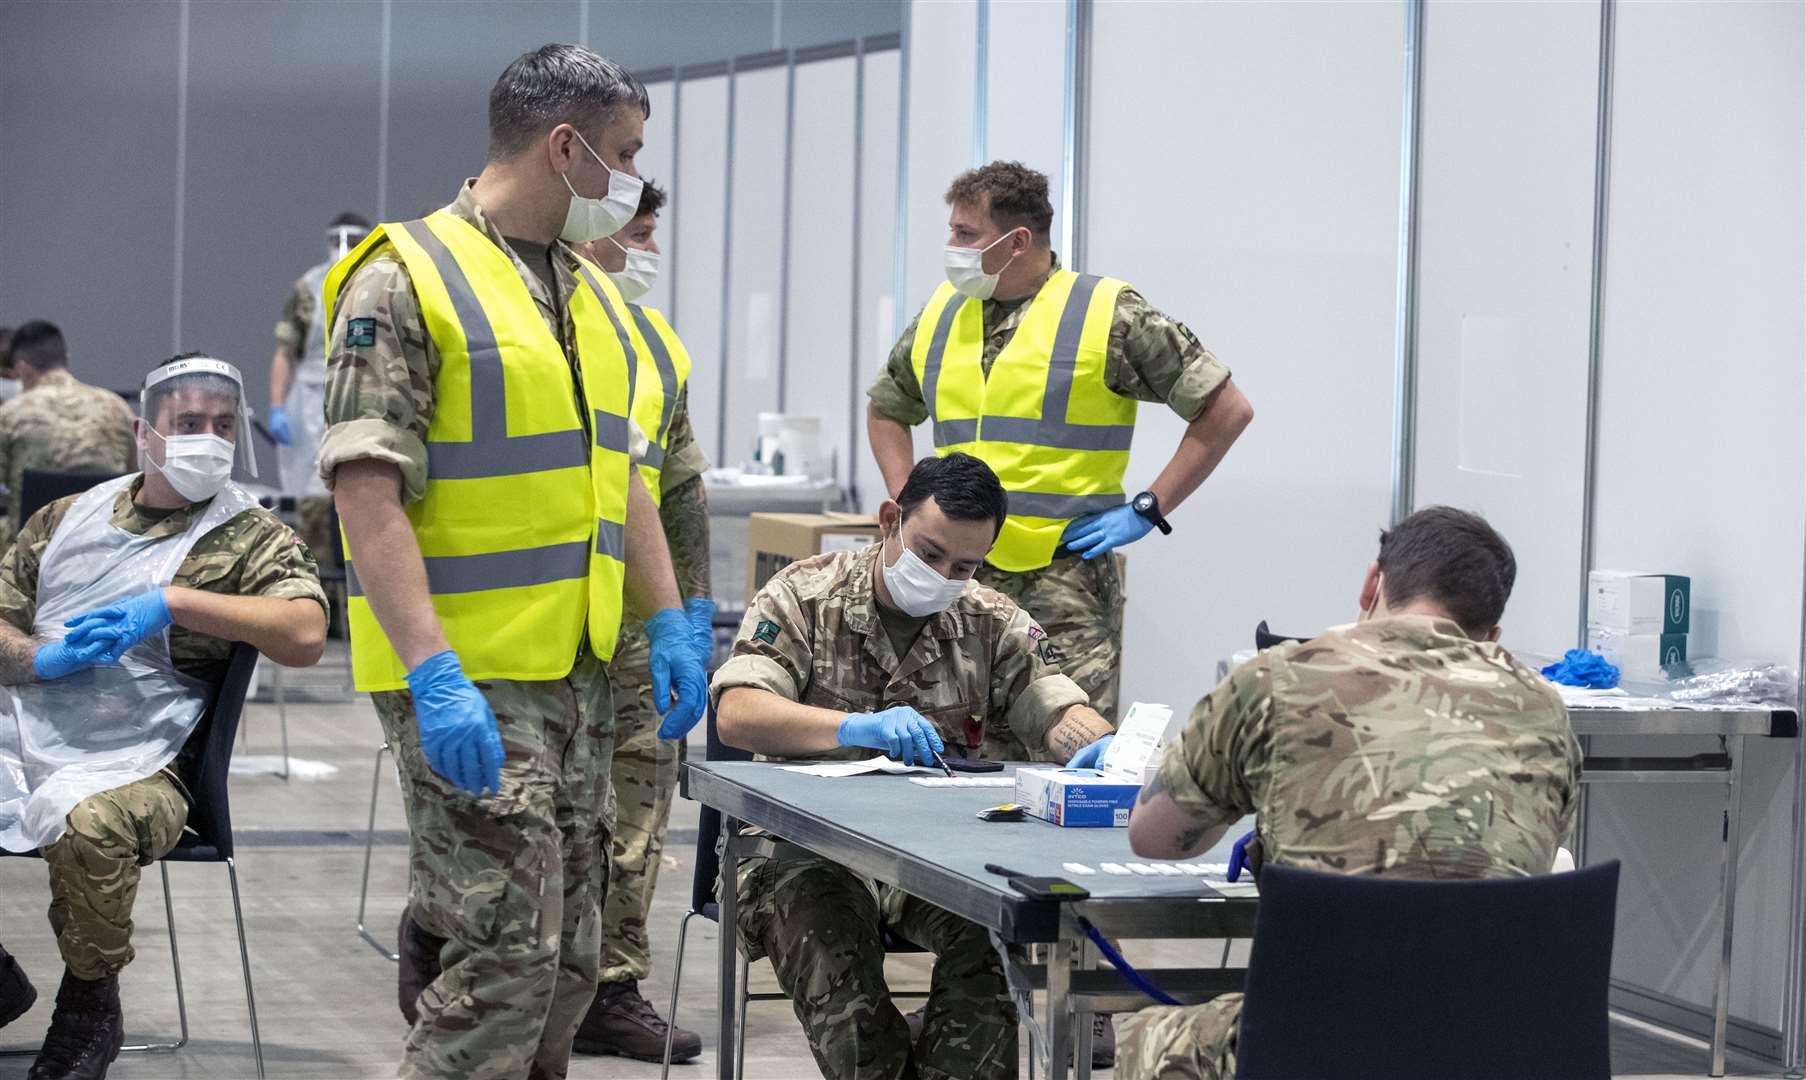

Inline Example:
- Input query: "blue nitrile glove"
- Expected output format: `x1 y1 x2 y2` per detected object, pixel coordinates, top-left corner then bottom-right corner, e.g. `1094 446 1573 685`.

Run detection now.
646 607 708 740
406 650 505 797
1228 828 1259 882
267 404 292 446
33 637 115 681
684 597 717 666
1060 505 1155 561
1540 649 1620 690
837 706 945 766
1066 734 1113 770
64 588 174 664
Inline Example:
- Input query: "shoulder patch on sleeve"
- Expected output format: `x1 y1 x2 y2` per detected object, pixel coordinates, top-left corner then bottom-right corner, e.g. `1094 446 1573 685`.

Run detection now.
346 317 378 347
752 618 781 645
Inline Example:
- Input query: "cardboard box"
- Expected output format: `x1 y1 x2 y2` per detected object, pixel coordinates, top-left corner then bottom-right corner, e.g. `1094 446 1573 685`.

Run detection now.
746 512 880 603
1588 571 1690 635
1586 626 1688 679
1015 768 1141 828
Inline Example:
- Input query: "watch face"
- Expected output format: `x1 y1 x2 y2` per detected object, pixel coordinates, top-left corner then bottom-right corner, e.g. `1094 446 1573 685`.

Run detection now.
1134 493 1155 513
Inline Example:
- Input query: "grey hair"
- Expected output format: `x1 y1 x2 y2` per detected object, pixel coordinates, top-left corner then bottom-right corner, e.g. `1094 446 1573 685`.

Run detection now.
487 44 650 162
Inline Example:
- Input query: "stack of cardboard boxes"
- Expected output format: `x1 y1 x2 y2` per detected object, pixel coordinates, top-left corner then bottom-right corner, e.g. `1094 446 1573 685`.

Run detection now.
1585 571 1691 680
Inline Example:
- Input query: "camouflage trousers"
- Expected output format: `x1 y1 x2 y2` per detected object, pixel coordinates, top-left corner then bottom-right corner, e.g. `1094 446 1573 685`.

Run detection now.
1115 995 1242 1080
374 651 615 1080
39 771 188 980
976 552 1125 724
295 495 337 568
734 848 1018 1080
597 621 679 984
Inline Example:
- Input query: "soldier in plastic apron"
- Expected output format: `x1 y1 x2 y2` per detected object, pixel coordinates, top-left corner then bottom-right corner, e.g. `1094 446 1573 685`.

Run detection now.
271 217 369 501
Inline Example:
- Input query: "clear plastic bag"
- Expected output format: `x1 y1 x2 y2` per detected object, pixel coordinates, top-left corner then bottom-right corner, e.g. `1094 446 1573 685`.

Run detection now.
1661 660 1799 709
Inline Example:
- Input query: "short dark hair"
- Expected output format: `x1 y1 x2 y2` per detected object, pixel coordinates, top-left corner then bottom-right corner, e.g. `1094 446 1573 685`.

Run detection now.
487 44 650 162
896 453 1009 538
10 320 67 371
143 351 239 426
329 211 371 231
945 160 1055 244
635 178 667 220
1377 506 1517 637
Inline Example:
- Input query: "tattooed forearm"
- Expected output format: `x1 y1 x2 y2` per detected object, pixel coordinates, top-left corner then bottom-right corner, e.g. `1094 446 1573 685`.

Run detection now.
1045 704 1114 761
0 626 39 685
658 476 713 600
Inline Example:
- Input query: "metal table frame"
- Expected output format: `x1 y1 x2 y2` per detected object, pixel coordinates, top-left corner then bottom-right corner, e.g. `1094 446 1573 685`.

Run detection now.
687 762 1257 1080
1567 704 1799 1078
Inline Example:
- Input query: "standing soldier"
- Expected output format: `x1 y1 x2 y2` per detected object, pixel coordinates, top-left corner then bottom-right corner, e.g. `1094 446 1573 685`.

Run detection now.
568 179 712 1062
269 212 370 566
0 321 136 558
319 44 708 1080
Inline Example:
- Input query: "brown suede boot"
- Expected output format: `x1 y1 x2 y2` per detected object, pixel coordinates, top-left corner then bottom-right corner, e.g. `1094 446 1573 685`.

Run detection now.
27 970 123 1080
572 979 702 1063
397 909 447 1027
0 943 37 1030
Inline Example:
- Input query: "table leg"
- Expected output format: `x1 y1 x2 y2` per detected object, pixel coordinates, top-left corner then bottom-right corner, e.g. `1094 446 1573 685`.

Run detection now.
1712 736 1747 1078
1045 935 1075 1080
1073 937 1094 1080
718 828 740 1080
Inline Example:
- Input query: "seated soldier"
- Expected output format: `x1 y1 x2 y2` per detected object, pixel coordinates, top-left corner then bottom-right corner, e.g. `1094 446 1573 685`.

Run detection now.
0 354 327 1080
711 452 1116 1080
1115 506 1582 1080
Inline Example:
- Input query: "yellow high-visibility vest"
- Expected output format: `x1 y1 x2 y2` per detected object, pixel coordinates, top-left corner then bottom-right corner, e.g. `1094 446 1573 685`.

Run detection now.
624 304 692 505
909 270 1137 572
323 211 639 690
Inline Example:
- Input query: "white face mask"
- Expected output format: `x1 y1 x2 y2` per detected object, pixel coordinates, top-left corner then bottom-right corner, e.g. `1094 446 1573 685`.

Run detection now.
143 427 235 503
606 238 660 302
0 378 21 402
881 526 970 617
943 229 1021 300
560 130 644 244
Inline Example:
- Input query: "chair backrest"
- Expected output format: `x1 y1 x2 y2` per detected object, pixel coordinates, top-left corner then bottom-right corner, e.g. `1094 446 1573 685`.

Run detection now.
690 703 753 916
1235 861 1619 1080
1253 620 1309 651
19 468 123 526
175 642 261 861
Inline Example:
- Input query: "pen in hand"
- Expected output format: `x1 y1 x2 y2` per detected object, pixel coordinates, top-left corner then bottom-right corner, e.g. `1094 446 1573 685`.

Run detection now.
930 748 957 778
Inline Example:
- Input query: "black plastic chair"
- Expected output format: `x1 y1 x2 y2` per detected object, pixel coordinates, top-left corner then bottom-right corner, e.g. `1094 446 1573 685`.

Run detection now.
18 468 123 527
1253 621 1309 651
1235 860 1619 1080
0 642 266 1077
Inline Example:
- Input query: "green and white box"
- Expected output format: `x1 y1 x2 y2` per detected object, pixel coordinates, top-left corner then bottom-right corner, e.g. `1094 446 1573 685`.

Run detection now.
1586 626 1688 679
1588 571 1690 636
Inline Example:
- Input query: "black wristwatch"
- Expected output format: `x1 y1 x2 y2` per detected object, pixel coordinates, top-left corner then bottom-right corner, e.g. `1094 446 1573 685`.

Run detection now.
1131 491 1172 535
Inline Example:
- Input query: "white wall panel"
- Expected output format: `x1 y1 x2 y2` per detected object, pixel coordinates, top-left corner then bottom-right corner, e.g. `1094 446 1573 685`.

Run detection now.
852 48 903 511
903 0 976 311
636 79 677 317
1410 0 1600 656
674 75 729 463
984 1 1066 218
1585 0 1806 1031
1086 0 1404 716
723 65 789 470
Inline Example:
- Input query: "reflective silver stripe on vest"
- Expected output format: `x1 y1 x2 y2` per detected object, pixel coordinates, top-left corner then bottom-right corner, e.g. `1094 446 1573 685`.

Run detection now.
641 442 667 471
1005 491 1124 520
592 410 632 454
572 263 639 406
595 518 626 560
629 305 682 458
401 220 590 481
922 275 1135 453
346 540 590 597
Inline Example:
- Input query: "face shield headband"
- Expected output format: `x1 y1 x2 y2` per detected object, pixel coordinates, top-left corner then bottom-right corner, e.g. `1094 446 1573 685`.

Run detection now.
329 225 370 261
139 357 259 478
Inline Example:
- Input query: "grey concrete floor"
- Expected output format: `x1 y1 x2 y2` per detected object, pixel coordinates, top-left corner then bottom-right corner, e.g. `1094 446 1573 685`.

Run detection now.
0 643 1786 1078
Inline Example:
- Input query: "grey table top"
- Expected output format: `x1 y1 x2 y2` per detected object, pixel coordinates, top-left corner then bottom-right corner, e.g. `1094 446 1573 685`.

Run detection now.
685 759 1257 943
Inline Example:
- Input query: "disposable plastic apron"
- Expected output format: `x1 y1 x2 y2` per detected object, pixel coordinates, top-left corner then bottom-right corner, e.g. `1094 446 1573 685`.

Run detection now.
0 474 258 851
276 262 331 498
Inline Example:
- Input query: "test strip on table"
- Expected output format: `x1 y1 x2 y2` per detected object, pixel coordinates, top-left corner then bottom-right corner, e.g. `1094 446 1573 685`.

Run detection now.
1063 862 1096 875
1101 863 1130 875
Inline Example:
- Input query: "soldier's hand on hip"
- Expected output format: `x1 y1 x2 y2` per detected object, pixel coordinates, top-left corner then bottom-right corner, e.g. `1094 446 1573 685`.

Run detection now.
838 706 945 767
406 650 504 797
1060 505 1154 560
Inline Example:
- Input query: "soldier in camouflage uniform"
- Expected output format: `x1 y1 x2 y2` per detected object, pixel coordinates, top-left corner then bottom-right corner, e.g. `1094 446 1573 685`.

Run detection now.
1116 507 1582 1080
867 162 1253 734
321 45 706 1080
0 352 325 1080
0 322 136 558
567 180 715 1062
712 454 1116 1080
269 213 370 569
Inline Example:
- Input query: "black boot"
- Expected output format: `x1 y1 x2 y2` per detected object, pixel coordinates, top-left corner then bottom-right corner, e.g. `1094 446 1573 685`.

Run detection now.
27 970 123 1080
397 908 447 1027
572 979 702 1063
0 943 37 1030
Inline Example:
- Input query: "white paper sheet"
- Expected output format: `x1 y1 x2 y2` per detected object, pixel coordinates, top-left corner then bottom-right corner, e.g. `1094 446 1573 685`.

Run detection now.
777 755 937 778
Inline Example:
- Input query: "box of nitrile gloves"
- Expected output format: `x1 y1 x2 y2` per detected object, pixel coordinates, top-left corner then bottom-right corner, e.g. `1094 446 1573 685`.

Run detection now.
1015 768 1140 828
1588 571 1690 635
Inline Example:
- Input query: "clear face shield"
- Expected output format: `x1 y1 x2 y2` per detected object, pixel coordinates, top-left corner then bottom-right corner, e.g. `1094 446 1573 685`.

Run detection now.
329 225 370 262
139 357 259 480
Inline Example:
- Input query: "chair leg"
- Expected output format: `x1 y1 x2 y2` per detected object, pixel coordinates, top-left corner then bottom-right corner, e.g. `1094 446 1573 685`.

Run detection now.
661 909 698 1080
276 689 290 782
356 743 400 961
734 953 750 1080
226 858 266 1079
158 862 190 1052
